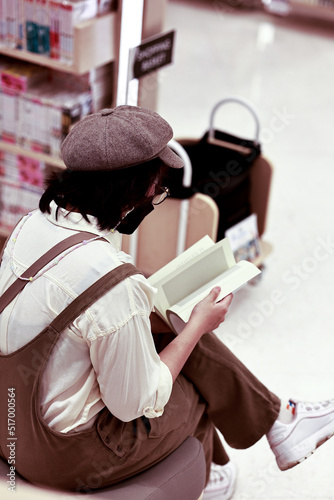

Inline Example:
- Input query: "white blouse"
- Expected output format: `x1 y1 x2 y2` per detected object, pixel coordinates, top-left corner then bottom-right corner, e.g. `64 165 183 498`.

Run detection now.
0 201 173 432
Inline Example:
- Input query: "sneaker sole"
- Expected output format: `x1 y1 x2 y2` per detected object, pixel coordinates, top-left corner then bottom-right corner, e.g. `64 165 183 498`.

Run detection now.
277 426 334 471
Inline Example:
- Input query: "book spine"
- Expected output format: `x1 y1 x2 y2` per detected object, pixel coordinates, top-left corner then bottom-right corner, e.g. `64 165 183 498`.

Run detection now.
5 0 16 49
0 88 3 139
1 152 17 181
0 153 43 229
35 0 50 56
24 0 38 53
0 0 5 47
61 99 82 141
17 93 33 150
49 102 62 157
38 95 49 153
4 180 20 229
49 0 60 59
16 92 25 148
20 182 29 220
30 96 42 152
59 1 73 65
41 96 51 154
2 92 18 144
15 0 24 49
2 0 7 47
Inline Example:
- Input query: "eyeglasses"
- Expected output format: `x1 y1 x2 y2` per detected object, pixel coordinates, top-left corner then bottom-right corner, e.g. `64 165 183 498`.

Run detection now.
152 184 170 205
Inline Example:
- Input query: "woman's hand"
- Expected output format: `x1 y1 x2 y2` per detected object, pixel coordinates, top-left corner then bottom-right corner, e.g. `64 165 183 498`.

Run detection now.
188 287 233 334
158 288 233 382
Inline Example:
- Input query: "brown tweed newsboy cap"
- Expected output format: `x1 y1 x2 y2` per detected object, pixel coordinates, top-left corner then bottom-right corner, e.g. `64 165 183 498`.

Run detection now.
61 105 184 171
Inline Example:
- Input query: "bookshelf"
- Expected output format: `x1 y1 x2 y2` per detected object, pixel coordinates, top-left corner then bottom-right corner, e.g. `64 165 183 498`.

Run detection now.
0 0 167 246
0 11 117 239
0 13 117 75
0 141 65 168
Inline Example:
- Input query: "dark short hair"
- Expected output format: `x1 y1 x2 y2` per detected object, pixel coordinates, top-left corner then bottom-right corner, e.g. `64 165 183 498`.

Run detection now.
39 158 167 231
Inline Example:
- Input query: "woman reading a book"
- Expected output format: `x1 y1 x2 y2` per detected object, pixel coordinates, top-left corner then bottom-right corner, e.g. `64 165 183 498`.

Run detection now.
1 106 334 500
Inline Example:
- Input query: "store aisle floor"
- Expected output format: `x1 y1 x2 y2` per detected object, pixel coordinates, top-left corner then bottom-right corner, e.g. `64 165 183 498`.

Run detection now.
157 1 334 498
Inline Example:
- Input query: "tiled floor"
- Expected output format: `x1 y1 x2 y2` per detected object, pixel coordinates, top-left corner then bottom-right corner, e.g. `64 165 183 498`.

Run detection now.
157 1 334 498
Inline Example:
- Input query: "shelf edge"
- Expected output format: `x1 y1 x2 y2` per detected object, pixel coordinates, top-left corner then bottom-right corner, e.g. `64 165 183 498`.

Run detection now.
0 12 116 75
0 141 65 168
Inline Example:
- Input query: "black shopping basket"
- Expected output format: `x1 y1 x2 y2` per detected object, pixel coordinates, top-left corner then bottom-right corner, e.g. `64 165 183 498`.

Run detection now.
164 97 263 241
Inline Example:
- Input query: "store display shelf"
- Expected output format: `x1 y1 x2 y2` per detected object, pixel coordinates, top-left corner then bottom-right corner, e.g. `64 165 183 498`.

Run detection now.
0 12 117 75
0 141 65 169
264 0 334 21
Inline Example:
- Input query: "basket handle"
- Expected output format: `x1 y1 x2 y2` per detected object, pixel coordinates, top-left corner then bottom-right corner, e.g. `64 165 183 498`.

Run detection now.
167 139 193 255
208 96 261 150
168 139 192 188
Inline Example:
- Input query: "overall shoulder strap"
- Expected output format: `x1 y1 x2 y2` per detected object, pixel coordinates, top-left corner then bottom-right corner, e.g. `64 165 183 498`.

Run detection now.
49 263 142 334
0 231 107 315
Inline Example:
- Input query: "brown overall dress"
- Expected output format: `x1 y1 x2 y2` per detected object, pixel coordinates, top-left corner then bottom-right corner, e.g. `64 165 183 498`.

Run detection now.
0 232 281 492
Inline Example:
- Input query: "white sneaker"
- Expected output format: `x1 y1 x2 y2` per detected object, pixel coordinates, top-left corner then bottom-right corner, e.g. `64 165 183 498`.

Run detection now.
267 398 334 471
202 461 237 500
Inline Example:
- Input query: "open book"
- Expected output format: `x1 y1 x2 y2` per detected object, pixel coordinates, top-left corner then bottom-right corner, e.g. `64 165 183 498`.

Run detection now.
148 235 261 334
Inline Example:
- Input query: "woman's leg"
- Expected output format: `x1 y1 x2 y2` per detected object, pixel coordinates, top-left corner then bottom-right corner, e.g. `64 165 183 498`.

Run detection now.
183 330 280 449
151 313 280 453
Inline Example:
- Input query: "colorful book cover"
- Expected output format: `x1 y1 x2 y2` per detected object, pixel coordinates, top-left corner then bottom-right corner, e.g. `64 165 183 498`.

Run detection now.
15 0 24 49
35 0 50 55
17 154 44 187
24 0 38 52
225 214 262 263
49 0 60 59
0 62 48 94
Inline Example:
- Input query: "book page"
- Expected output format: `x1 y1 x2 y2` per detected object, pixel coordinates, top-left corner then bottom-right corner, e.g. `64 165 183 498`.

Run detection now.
167 260 261 332
148 236 236 311
161 240 236 306
148 235 214 287
148 235 214 314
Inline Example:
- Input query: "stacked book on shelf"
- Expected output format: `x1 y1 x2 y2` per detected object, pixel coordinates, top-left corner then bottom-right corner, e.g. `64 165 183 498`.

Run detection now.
0 0 116 65
0 58 113 157
0 150 44 230
0 55 113 231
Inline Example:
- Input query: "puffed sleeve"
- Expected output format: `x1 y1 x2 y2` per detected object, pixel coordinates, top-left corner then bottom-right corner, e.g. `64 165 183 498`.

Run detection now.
87 274 173 422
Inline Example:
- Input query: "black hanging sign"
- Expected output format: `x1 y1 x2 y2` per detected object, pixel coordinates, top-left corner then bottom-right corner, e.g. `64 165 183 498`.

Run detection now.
130 30 175 79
